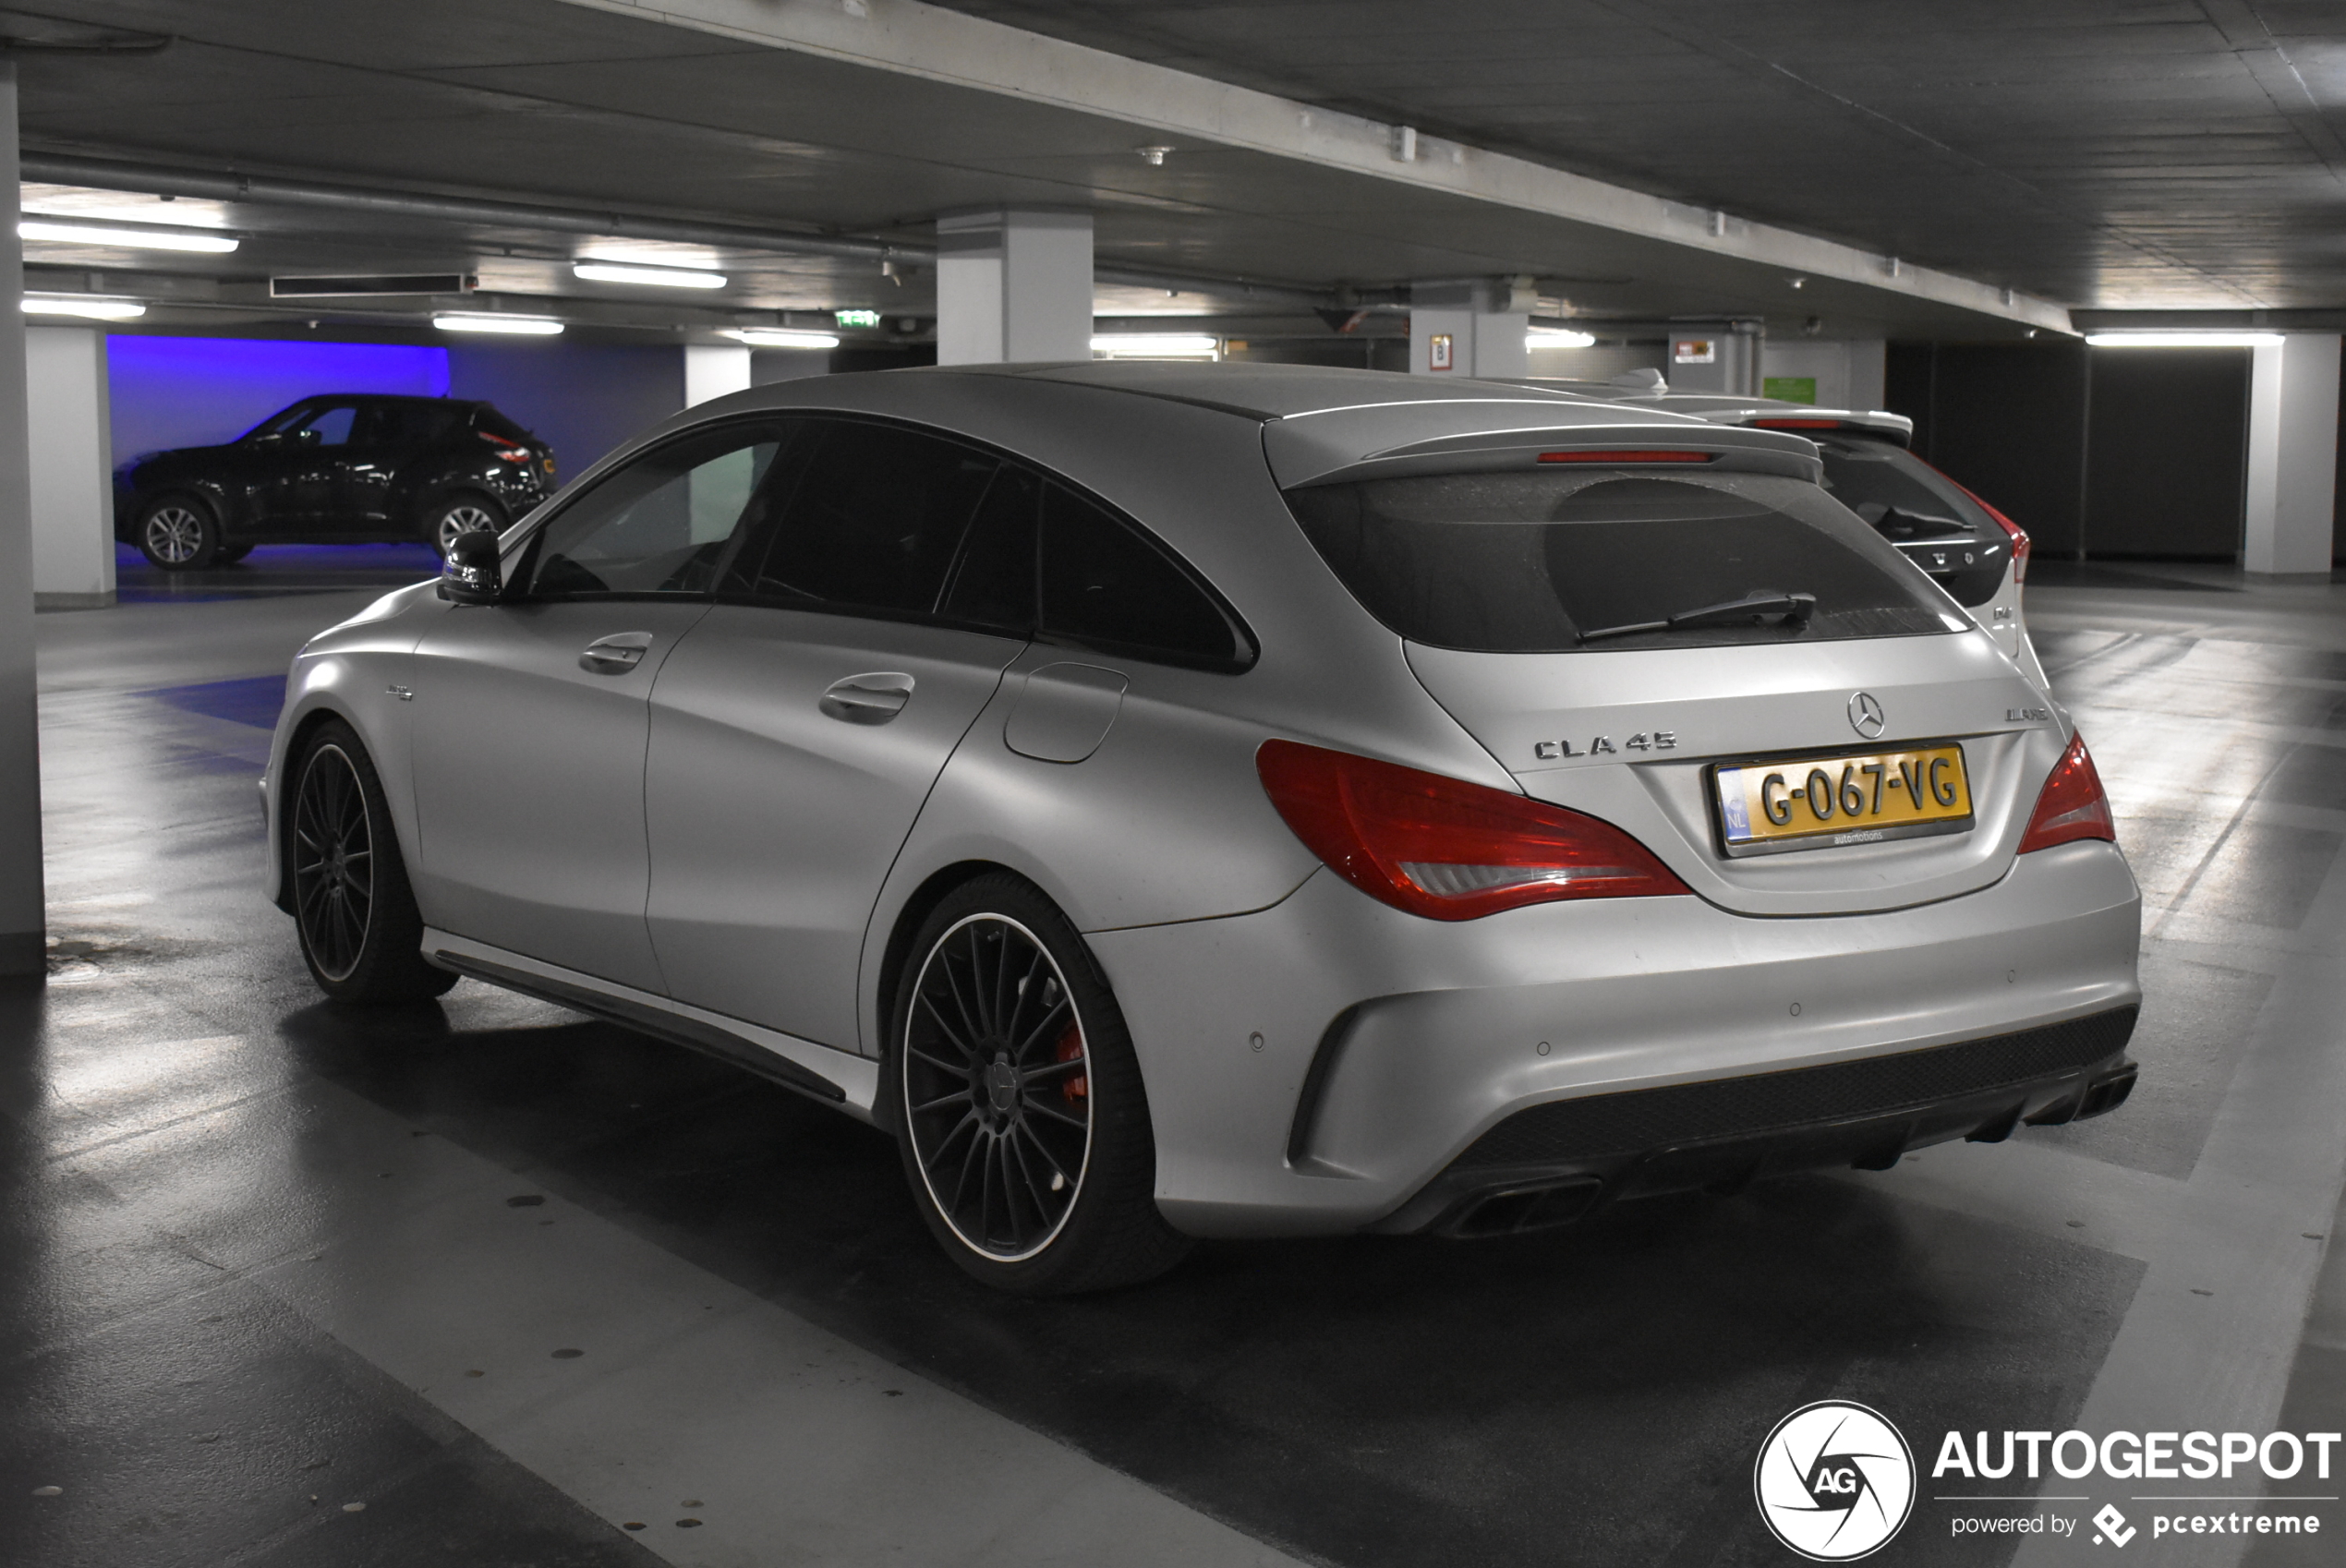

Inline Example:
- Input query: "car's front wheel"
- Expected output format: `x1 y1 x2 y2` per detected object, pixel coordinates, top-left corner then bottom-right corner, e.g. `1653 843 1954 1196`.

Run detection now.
288 719 458 1005
890 874 1191 1295
424 494 505 557
136 495 221 571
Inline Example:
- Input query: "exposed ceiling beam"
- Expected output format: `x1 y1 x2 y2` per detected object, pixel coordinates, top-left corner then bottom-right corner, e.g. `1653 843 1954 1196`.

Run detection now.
557 0 2074 335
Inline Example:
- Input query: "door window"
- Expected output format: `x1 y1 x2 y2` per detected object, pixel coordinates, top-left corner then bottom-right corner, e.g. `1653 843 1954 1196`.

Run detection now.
1038 483 1248 669
732 419 998 616
522 420 796 598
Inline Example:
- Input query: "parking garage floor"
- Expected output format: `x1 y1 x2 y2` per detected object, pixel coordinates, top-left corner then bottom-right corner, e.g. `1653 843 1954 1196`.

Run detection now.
6 553 2345 1568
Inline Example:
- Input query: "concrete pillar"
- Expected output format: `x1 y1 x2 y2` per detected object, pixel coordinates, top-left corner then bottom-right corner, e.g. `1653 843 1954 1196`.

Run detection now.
1409 282 1528 380
2243 334 2340 574
0 62 46 981
935 209 1092 365
28 327 115 611
683 344 753 407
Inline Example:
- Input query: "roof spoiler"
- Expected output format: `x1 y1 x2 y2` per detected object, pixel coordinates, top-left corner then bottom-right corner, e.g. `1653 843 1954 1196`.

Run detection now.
1266 404 1821 488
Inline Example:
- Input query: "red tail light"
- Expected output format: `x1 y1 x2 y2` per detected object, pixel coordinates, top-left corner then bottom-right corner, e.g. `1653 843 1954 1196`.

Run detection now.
2018 732 2115 853
1256 740 1690 919
478 431 533 464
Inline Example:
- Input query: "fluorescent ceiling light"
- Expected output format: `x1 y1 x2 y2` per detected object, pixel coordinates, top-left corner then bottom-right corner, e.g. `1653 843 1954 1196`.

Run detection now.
20 220 239 254
573 260 727 289
22 296 147 320
1091 333 1218 358
2086 332 2282 348
1527 328 1598 349
725 328 840 349
434 312 564 335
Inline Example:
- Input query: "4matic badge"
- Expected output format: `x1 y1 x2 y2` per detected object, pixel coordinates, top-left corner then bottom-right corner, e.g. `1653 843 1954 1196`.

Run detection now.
1754 1401 1917 1561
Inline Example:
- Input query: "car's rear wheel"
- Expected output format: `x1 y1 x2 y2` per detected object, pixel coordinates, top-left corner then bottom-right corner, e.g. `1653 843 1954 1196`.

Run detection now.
136 495 221 571
890 874 1191 1295
424 494 504 557
289 719 458 1005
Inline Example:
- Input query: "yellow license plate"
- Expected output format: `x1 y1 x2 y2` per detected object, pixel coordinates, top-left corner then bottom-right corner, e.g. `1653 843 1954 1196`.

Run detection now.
1713 744 1972 856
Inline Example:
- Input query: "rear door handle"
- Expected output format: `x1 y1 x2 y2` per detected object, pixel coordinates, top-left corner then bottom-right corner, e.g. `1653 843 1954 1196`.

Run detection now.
819 672 914 724
579 632 654 675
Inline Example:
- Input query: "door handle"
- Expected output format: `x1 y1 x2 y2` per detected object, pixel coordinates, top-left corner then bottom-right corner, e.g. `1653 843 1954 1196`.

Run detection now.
579 632 654 675
819 672 914 724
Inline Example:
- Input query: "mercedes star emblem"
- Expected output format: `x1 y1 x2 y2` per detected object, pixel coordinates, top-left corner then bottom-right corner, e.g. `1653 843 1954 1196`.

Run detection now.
1848 691 1886 739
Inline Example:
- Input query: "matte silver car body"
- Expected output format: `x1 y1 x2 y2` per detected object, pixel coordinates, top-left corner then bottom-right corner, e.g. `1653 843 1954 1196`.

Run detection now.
262 362 2141 1241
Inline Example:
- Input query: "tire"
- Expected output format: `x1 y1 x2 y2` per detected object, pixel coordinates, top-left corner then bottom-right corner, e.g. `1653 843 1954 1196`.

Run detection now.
287 719 458 1006
423 494 505 557
136 494 221 571
889 874 1191 1295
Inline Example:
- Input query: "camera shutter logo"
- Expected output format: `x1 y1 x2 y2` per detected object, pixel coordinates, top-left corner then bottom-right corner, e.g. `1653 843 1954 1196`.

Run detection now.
1753 1401 1916 1561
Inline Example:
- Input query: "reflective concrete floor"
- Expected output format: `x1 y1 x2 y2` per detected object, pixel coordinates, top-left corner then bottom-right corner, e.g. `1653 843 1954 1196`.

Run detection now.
6 548 2346 1567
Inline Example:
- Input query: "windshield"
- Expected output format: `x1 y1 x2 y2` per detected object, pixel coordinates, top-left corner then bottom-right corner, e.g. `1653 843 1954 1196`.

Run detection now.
1283 468 1962 654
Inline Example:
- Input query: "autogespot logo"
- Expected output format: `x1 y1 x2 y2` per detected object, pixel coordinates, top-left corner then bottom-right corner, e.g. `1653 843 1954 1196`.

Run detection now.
1755 1401 1917 1561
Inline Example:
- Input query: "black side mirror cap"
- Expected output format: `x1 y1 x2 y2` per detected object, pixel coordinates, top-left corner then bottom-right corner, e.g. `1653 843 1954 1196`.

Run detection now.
438 529 503 604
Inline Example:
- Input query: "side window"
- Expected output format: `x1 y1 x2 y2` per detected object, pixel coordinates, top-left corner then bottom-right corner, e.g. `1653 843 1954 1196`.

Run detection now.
735 419 997 616
524 420 794 598
1039 483 1242 668
938 465 1040 633
296 403 359 447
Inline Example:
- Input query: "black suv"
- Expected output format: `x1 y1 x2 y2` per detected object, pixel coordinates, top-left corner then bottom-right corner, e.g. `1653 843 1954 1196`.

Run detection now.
116 394 557 570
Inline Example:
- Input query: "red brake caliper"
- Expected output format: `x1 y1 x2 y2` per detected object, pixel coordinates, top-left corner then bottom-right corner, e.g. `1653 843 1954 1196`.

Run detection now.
1055 1022 1088 1105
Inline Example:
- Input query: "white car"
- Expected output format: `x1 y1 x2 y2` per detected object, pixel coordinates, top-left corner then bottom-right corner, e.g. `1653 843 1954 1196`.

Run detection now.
262 363 2140 1294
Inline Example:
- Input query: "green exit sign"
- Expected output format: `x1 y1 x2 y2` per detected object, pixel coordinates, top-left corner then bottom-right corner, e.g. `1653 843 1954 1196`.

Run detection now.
834 309 881 329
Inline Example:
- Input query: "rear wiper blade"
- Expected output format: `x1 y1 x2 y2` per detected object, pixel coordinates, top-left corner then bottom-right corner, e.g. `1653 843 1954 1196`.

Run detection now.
1578 590 1817 644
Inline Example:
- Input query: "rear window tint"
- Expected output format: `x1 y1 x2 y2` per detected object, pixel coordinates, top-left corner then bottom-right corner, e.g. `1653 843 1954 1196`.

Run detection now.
1815 438 2009 607
1040 483 1245 669
1284 469 1962 654
472 405 533 442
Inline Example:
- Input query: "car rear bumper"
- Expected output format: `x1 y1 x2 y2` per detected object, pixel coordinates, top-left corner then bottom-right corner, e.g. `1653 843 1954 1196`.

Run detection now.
1087 838 2141 1239
1383 1008 2135 1236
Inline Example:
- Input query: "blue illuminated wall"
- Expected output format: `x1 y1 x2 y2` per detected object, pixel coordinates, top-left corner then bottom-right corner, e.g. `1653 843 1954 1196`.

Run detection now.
107 337 450 466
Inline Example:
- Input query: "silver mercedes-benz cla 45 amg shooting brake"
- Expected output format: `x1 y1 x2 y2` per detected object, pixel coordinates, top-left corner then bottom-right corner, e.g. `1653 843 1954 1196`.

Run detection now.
261 362 2142 1294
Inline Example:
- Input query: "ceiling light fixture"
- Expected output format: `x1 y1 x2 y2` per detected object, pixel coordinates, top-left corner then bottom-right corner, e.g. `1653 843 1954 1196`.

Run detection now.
2085 332 2282 348
1526 328 1597 349
433 312 564 335
1091 333 1218 359
573 260 727 289
22 295 147 320
726 328 840 348
19 219 239 253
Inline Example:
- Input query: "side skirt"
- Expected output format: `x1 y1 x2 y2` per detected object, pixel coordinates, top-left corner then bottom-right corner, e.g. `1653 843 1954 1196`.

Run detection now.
420 928 879 1121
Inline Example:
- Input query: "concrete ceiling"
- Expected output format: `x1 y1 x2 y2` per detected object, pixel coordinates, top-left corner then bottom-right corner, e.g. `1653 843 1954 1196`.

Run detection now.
931 0 2346 311
7 0 2326 344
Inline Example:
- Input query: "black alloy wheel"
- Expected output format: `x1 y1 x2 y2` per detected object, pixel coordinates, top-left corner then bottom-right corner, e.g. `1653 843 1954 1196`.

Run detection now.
892 874 1190 1294
136 495 219 570
288 720 457 1005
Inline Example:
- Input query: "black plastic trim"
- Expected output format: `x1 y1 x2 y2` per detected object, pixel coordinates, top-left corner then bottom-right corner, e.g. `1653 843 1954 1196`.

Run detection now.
432 950 848 1104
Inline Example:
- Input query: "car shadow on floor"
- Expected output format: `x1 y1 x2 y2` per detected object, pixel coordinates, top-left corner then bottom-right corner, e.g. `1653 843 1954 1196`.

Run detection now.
278 996 2144 1568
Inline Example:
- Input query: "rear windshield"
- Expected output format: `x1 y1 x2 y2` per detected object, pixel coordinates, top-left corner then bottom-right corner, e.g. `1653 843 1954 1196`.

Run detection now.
1815 437 2008 607
1284 468 1963 654
471 405 534 443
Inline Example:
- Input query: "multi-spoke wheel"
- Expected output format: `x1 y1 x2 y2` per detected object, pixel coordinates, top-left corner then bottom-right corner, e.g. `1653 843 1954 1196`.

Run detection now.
136 495 220 571
891 874 1191 1294
287 719 457 1005
426 495 504 557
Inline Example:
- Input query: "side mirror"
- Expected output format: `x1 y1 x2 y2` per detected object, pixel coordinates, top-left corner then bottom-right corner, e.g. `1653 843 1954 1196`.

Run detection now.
438 530 503 604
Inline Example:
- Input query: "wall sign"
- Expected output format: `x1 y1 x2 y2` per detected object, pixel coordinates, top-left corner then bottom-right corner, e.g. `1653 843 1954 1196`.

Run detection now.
1429 332 1454 371
1674 338 1717 364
